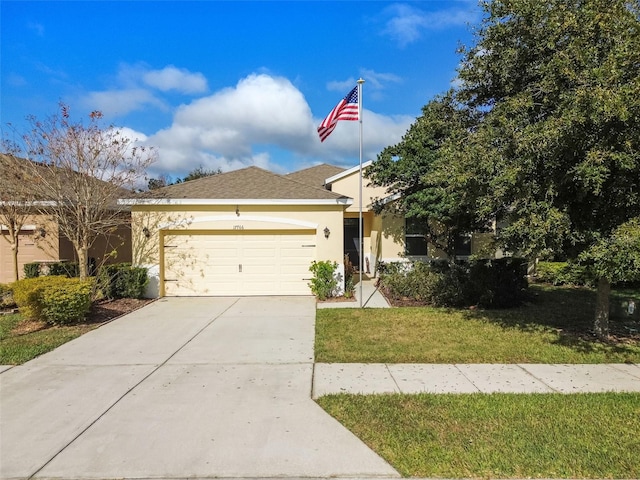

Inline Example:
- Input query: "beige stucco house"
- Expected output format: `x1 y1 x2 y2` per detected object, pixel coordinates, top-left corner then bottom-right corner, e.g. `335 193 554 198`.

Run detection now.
0 215 132 284
123 162 491 298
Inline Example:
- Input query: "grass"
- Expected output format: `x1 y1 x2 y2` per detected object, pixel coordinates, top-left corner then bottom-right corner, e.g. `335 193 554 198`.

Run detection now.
0 313 97 365
318 392 640 478
315 284 640 363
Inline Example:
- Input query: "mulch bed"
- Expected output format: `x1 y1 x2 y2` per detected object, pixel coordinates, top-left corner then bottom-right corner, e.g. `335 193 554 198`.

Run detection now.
87 298 154 324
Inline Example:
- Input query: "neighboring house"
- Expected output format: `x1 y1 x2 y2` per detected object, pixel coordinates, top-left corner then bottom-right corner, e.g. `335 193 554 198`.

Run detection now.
0 154 132 284
123 162 493 298
0 217 131 284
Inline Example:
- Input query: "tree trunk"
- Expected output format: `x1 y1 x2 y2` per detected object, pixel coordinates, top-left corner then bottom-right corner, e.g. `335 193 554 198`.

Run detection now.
594 277 611 340
10 227 19 282
78 246 89 279
11 240 19 282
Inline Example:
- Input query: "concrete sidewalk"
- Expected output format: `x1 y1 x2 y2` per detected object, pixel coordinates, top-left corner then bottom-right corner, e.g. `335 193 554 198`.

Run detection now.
313 362 640 397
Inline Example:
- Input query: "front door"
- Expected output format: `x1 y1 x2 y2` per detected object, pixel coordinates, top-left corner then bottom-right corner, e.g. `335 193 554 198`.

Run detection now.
343 218 360 270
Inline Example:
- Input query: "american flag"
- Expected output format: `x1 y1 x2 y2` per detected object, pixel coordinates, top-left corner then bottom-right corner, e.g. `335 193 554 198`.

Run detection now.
317 86 359 142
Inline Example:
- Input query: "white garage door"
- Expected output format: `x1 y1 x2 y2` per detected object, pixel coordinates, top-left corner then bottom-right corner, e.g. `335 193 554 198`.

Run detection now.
163 231 316 296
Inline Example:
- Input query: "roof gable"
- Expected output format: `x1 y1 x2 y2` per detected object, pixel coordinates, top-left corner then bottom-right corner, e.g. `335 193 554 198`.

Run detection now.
284 163 346 189
324 160 373 185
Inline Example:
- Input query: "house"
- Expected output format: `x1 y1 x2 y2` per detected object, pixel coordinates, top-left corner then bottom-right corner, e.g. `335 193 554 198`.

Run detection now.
123 162 491 297
0 154 132 283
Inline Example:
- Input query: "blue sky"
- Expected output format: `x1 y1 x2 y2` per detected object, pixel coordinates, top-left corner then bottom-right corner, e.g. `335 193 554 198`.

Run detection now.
1 1 481 180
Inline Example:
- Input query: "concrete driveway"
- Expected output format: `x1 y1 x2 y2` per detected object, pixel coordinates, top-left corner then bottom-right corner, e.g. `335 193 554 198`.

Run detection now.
0 297 398 480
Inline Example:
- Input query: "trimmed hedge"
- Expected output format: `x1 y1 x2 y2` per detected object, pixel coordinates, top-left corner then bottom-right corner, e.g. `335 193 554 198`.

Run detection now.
11 276 93 325
23 261 80 279
380 258 528 308
41 278 93 325
48 262 80 278
98 263 149 299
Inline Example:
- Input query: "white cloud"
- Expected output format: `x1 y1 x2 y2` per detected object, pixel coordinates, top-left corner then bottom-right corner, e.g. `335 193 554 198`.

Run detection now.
150 74 316 161
381 3 479 47
145 73 414 177
82 89 165 117
142 65 208 94
79 63 208 119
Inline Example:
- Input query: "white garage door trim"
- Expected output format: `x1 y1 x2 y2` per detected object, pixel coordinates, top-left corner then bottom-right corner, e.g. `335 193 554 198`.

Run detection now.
161 229 316 296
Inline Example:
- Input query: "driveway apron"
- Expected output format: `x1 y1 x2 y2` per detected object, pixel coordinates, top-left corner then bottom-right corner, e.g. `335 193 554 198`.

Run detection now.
0 296 398 479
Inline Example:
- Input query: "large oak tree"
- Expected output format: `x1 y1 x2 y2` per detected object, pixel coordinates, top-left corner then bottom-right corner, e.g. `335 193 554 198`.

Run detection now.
454 0 640 337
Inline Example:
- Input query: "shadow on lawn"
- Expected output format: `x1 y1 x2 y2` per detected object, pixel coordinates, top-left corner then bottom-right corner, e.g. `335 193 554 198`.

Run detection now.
462 284 640 356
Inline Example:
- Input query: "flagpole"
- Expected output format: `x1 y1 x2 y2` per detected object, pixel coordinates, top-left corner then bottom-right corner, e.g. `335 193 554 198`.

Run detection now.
357 78 365 308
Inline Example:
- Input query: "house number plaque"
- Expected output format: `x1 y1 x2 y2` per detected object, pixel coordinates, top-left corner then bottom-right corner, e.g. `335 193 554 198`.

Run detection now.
233 225 244 230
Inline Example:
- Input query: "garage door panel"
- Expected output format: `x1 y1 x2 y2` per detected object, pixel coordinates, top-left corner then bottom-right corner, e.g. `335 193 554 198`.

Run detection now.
163 232 315 296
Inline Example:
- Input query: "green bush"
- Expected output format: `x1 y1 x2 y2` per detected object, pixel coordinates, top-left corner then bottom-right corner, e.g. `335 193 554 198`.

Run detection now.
98 263 149 299
41 277 93 325
12 276 93 325
376 261 406 276
309 260 338 300
48 261 80 278
23 262 40 278
12 277 51 319
382 261 469 307
535 261 595 286
380 258 528 308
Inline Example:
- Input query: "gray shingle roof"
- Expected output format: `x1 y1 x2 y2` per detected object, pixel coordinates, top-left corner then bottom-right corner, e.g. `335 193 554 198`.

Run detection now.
137 166 348 200
284 163 346 188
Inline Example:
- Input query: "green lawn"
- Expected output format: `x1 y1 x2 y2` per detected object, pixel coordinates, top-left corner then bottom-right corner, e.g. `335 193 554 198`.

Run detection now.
0 314 96 365
316 284 640 363
318 392 640 478
316 284 640 478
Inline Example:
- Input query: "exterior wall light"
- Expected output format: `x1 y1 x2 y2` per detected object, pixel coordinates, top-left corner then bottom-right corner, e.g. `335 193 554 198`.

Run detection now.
38 227 46 238
324 226 330 238
142 227 151 239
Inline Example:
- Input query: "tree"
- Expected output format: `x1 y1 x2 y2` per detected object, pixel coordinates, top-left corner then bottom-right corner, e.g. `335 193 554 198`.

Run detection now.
147 165 221 190
366 93 483 257
13 103 156 278
180 165 221 182
453 0 640 337
0 153 36 281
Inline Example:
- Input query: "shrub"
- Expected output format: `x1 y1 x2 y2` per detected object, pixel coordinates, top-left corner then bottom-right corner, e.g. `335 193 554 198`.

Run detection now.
376 261 407 276
48 261 80 278
381 261 464 306
12 276 93 325
41 277 93 325
11 277 51 319
309 260 338 300
380 258 528 309
98 263 149 299
23 262 40 278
